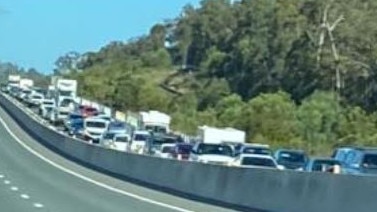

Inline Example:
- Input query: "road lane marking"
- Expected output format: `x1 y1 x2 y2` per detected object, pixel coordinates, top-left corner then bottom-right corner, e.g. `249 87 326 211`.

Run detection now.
4 180 10 184
0 114 195 212
21 194 30 199
10 186 18 191
33 203 44 208
0 174 4 178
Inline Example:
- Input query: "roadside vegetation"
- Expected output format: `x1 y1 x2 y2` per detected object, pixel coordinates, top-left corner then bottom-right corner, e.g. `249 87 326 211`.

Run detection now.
5 0 377 155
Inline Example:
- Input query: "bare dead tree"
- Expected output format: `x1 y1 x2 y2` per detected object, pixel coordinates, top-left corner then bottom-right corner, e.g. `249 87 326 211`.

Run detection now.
316 3 345 98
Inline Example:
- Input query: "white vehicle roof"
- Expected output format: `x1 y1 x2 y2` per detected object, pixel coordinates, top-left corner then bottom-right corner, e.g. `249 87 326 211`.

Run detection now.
160 143 176 148
243 143 270 148
133 130 150 135
85 117 109 123
238 154 275 160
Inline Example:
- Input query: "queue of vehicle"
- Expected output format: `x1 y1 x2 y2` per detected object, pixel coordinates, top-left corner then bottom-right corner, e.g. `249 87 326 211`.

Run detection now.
4 75 377 176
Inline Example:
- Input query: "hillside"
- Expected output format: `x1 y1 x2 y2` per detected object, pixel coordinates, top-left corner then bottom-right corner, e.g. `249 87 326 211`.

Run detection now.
58 0 377 155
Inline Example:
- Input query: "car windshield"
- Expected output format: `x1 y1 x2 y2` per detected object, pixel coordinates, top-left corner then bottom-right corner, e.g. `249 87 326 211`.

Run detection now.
152 136 177 146
243 147 271 155
69 114 82 120
32 95 42 99
60 99 74 107
197 144 233 156
277 151 306 163
86 121 106 128
241 157 276 167
145 125 167 134
362 154 377 168
312 160 340 171
134 134 149 141
43 101 54 105
162 146 175 153
115 136 128 143
103 133 116 140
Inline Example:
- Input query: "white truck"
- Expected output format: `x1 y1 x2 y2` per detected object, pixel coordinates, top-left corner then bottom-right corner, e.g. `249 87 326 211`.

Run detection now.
7 75 21 94
49 78 78 125
197 125 246 144
19 78 34 90
139 111 171 134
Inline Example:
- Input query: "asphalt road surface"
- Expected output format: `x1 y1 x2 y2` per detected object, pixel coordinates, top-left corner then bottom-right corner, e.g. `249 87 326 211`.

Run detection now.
0 106 237 212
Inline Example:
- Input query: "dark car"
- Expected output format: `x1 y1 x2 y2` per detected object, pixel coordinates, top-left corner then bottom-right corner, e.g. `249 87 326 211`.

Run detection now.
170 143 193 160
304 158 342 172
66 118 84 137
274 149 308 170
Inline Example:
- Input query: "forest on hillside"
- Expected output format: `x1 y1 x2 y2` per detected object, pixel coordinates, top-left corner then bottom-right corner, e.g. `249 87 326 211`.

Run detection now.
53 0 377 155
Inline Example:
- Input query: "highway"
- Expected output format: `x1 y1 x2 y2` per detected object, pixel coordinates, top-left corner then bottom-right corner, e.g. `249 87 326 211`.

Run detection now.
0 106 237 212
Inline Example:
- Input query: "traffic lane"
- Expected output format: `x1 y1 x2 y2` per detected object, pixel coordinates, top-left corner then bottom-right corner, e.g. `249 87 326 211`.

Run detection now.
0 104 240 212
0 180 46 212
0 120 181 212
0 105 239 212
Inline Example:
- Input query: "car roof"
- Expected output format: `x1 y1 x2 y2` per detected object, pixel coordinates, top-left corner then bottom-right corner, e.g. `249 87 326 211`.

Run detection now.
134 130 150 135
309 157 339 162
239 154 274 159
85 117 108 122
275 149 305 153
161 143 176 147
242 143 270 148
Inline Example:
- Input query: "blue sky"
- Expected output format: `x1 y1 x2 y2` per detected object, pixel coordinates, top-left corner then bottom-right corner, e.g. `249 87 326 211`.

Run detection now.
0 0 200 73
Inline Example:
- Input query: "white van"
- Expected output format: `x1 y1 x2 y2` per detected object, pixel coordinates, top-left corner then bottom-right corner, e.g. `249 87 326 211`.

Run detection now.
83 117 109 144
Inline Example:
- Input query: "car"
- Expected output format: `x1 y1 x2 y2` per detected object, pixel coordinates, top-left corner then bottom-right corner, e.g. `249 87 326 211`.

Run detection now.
144 133 181 155
63 113 84 132
107 121 131 135
155 143 176 158
129 130 151 154
170 143 193 160
340 147 377 176
81 117 110 144
18 89 33 101
66 118 84 137
77 105 98 118
38 99 55 119
331 147 355 163
189 143 234 165
304 158 343 173
274 149 308 170
230 154 284 170
25 93 44 107
235 143 272 156
101 132 130 152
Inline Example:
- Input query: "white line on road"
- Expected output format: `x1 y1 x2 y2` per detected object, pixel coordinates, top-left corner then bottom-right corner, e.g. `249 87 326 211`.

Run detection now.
33 203 44 208
21 194 30 199
0 113 194 212
4 180 10 185
10 186 18 191
0 174 4 178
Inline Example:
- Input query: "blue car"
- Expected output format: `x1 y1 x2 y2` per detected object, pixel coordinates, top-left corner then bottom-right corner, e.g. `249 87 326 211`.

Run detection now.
66 118 84 137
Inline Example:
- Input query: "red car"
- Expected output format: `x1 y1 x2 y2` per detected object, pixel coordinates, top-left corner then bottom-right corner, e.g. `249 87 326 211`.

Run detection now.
78 105 98 118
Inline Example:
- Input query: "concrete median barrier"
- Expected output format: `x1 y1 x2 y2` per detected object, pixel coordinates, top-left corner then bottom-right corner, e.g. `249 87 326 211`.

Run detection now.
0 93 376 212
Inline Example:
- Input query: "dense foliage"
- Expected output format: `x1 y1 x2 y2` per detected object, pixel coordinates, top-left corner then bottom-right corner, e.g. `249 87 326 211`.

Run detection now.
58 0 377 154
